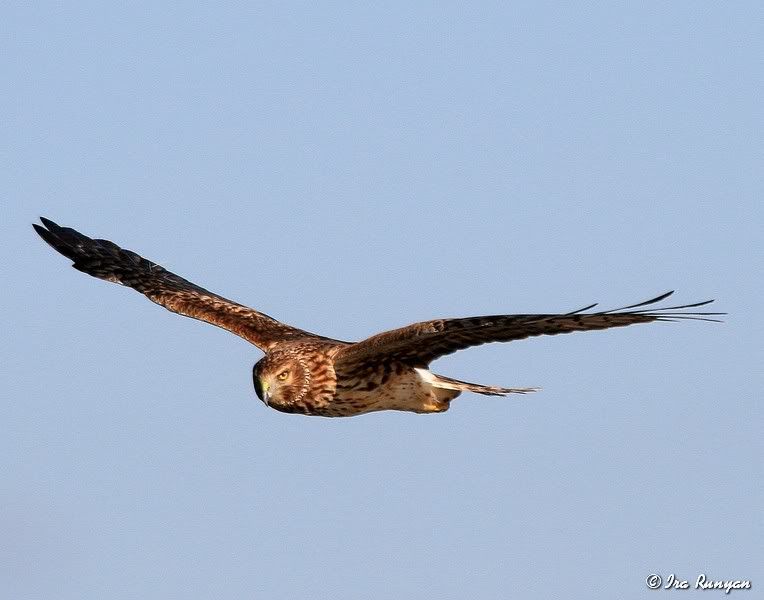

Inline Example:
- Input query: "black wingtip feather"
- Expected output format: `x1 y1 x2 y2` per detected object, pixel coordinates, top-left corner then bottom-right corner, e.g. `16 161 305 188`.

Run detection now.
656 315 725 323
645 299 715 311
605 290 675 313
33 222 59 247
564 302 599 315
39 216 57 228
579 292 724 323
34 217 90 263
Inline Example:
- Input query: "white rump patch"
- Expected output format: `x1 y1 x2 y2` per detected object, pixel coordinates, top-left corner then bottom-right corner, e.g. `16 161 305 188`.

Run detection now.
414 368 462 390
414 368 437 384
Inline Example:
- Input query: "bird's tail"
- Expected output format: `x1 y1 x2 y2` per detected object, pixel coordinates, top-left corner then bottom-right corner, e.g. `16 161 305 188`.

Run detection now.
417 369 538 397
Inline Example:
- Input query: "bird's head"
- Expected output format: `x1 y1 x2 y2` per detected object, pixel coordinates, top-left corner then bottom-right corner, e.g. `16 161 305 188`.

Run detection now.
252 352 310 412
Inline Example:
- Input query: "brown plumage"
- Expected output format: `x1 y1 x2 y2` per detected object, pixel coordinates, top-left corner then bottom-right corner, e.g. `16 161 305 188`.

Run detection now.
34 218 723 417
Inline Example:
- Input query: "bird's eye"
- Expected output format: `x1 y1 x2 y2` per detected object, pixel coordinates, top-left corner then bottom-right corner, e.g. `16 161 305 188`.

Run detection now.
277 370 289 381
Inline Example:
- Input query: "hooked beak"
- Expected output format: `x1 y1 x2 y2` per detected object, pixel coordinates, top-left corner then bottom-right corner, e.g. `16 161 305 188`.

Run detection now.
254 373 271 406
261 380 271 406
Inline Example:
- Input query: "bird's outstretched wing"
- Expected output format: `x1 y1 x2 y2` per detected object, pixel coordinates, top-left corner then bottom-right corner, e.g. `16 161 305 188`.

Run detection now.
33 217 328 351
334 291 723 370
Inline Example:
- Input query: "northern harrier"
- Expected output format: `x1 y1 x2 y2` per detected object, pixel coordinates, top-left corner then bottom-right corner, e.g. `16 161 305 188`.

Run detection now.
34 218 722 417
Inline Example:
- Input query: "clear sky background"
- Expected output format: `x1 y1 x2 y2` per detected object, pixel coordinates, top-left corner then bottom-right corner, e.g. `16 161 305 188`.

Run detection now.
2 3 762 599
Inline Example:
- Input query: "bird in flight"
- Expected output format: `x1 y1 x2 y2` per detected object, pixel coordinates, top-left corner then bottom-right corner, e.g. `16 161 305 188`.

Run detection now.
34 217 722 417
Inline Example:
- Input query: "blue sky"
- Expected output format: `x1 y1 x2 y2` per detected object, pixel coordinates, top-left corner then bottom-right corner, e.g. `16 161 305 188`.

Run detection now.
3 2 762 599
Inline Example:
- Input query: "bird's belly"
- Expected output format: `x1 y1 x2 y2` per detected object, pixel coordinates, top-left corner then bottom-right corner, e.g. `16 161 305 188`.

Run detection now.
326 370 458 416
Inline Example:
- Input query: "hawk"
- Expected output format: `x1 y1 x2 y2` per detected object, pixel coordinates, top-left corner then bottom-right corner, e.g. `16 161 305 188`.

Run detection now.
34 217 722 417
